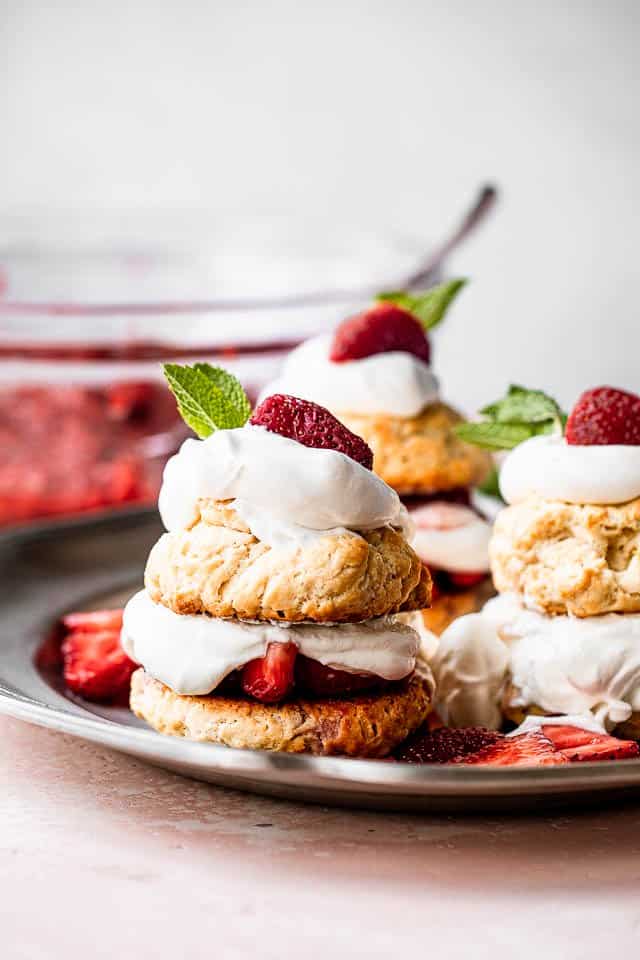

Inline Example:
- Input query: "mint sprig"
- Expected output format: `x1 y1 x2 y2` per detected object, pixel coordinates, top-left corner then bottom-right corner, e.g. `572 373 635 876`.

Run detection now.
455 384 566 451
377 278 467 330
163 363 251 438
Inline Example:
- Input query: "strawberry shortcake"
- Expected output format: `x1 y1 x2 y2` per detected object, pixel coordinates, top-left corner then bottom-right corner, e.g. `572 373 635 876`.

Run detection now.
433 385 640 741
117 368 433 757
263 281 494 634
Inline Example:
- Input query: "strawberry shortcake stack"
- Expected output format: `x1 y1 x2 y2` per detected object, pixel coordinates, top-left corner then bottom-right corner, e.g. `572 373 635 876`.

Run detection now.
433 385 640 744
263 281 494 634
119 365 434 757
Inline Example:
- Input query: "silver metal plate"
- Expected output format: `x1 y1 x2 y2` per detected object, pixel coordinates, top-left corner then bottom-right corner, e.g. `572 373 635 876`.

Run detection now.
2 516 640 813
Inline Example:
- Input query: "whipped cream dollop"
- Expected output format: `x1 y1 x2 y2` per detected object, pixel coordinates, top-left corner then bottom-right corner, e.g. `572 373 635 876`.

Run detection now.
122 589 420 695
429 606 511 728
262 334 439 417
410 502 492 573
500 434 640 505
432 593 640 730
158 423 410 546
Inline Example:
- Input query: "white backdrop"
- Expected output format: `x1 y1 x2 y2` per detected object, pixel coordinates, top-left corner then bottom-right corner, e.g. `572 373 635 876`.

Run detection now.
1 0 639 413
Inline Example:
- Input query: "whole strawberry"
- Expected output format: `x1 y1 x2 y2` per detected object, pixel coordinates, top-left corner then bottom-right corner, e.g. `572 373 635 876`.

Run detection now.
329 302 431 365
250 394 374 469
566 386 640 445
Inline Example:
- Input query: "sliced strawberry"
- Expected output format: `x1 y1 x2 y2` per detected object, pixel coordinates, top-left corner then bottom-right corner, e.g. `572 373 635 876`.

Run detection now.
295 655 385 697
541 725 640 762
250 394 373 469
240 642 297 703
62 609 124 632
566 386 640 446
459 731 568 766
62 629 137 703
394 725 502 763
329 302 430 364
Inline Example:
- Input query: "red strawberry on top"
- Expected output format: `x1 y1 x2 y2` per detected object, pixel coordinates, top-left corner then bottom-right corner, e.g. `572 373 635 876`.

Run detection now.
240 642 297 703
250 394 374 469
329 302 430 365
566 386 640 446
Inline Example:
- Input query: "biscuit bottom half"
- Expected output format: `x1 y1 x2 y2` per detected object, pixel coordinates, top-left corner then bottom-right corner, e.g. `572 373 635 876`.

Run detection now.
130 668 432 758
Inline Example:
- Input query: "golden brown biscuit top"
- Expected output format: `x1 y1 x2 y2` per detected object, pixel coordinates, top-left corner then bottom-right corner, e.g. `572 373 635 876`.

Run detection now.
145 498 431 623
336 402 492 496
491 495 640 617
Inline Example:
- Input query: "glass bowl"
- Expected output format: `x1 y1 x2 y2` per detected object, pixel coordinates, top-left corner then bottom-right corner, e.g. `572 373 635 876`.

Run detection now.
0 213 430 530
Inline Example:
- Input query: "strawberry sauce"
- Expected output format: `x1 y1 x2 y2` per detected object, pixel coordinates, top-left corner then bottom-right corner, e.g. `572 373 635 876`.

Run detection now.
0 381 185 526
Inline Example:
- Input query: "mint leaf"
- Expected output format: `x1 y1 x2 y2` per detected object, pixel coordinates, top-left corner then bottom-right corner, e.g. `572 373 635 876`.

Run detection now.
377 278 467 330
192 363 252 424
454 421 533 450
481 384 563 426
456 384 567 452
163 363 251 438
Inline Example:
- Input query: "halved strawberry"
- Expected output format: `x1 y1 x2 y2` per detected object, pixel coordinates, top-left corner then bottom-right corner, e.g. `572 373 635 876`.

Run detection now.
541 725 640 762
250 394 373 469
295 655 384 697
566 386 640 446
460 731 568 766
61 628 137 704
329 302 430 364
240 642 297 703
62 609 124 632
394 725 502 763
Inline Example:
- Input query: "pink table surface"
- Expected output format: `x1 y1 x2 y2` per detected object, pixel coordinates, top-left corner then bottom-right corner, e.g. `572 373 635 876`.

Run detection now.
2 714 639 959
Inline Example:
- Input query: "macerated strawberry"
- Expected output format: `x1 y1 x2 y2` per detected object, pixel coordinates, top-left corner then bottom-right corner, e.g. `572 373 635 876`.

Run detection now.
62 629 137 703
459 731 568 766
541 725 640 762
295 655 384 697
566 386 640 446
394 725 502 763
105 382 155 422
250 394 373 469
329 302 430 365
62 609 124 632
240 642 297 703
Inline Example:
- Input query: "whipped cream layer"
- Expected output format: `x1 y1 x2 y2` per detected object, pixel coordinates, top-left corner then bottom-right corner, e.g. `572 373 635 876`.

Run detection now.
430 607 511 728
432 593 640 730
122 589 419 695
158 423 410 546
262 334 439 418
410 503 492 573
500 434 640 505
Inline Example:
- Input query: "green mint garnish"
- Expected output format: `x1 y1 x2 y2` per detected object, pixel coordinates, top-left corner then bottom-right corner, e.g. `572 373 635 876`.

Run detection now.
163 362 251 438
377 278 467 330
455 384 566 451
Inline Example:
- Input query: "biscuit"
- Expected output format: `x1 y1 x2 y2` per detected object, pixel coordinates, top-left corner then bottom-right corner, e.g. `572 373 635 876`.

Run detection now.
491 497 640 617
420 578 496 636
145 499 431 623
336 402 492 495
130 668 432 757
